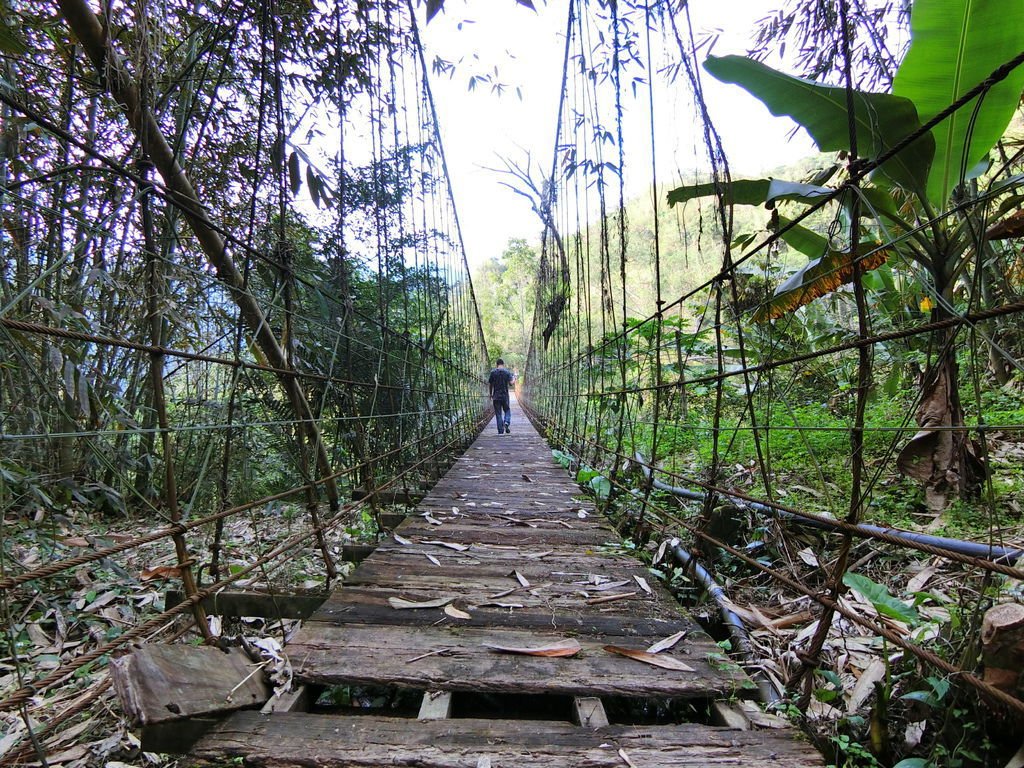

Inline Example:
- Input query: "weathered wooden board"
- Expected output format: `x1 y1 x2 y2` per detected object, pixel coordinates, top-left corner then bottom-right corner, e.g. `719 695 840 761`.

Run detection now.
310 585 697 636
111 645 269 725
309 581 686 625
193 712 825 767
290 623 754 699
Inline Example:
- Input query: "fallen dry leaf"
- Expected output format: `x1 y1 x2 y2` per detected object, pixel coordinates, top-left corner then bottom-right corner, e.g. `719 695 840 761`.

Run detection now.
633 575 653 595
603 645 694 671
388 596 454 610
591 580 631 592
618 748 635 767
140 565 183 581
646 630 687 654
444 604 472 620
423 540 470 552
522 473 533 482
60 536 91 548
393 533 412 546
423 514 443 526
483 638 582 657
425 554 441 567
512 570 531 588
586 591 636 605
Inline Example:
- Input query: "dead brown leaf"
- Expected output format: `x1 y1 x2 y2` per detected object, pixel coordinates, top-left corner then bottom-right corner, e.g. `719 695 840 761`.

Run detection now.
444 604 472 620
388 596 454 610
140 565 183 581
423 540 470 552
483 638 581 657
646 630 687 654
603 645 695 671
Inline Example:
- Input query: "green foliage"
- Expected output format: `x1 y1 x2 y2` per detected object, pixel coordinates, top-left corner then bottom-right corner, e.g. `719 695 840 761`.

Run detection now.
703 54 934 195
891 0 1024 206
842 572 919 625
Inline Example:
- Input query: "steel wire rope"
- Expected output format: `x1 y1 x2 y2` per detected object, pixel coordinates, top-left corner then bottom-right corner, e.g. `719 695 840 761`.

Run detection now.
518 410 1024 720
534 417 1024 578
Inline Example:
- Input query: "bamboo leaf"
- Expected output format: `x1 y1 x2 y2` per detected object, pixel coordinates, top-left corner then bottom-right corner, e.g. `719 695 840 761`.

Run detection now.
603 645 695 672
0 25 28 55
892 0 1024 206
288 152 302 196
483 639 581 657
306 165 320 208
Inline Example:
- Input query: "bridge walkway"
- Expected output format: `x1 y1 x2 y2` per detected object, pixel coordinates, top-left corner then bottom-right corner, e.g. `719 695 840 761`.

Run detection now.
192 399 823 766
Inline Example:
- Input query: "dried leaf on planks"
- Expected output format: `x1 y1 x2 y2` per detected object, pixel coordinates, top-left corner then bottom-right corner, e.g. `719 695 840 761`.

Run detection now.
444 604 472 620
603 645 694 671
388 596 454 610
483 638 582 657
423 540 470 552
646 630 687 654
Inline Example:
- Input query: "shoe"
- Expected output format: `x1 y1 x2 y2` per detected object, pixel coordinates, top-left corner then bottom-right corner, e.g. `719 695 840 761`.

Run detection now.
505 424 511 434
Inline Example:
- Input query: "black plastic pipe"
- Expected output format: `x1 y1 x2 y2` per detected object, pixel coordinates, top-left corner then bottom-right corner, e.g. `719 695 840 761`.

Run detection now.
671 543 780 704
636 455 1024 564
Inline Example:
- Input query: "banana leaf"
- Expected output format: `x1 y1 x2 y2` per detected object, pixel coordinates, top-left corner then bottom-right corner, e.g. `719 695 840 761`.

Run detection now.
704 55 934 198
753 239 890 322
892 0 1024 207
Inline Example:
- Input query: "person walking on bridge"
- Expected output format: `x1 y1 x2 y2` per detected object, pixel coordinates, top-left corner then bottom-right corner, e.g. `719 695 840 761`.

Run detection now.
488 358 516 435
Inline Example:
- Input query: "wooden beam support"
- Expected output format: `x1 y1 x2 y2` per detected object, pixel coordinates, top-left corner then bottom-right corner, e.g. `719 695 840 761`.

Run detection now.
710 701 750 730
572 697 608 729
261 686 311 714
417 691 453 720
165 590 328 620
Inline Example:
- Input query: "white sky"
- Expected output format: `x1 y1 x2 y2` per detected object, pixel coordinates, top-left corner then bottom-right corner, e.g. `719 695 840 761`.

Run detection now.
418 0 818 268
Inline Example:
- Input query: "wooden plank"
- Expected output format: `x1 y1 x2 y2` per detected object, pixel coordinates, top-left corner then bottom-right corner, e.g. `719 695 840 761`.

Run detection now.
308 585 693 629
111 645 270 725
290 623 755 699
166 589 327 619
309 590 696 636
572 697 609 728
192 711 826 767
417 691 453 720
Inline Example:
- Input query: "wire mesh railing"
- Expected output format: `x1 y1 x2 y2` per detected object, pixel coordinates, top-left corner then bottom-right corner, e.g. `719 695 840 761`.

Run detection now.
520 0 1024 754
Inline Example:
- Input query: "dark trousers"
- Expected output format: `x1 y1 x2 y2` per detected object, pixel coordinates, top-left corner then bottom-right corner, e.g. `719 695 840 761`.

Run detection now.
493 395 510 433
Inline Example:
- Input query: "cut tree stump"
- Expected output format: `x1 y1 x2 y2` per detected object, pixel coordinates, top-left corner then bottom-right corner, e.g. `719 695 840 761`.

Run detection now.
982 602 1024 696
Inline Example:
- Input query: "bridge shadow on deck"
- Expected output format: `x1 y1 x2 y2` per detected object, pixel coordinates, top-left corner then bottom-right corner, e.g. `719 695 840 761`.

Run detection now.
192 398 823 766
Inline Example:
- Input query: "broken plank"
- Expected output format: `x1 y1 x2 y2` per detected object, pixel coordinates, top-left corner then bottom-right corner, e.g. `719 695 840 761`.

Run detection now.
111 644 270 726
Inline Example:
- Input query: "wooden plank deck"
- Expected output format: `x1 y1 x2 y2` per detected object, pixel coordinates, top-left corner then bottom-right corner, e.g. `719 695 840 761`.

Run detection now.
193 398 823 766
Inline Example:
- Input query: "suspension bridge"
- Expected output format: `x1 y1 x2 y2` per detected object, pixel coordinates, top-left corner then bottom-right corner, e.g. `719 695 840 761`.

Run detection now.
2 0 1024 766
